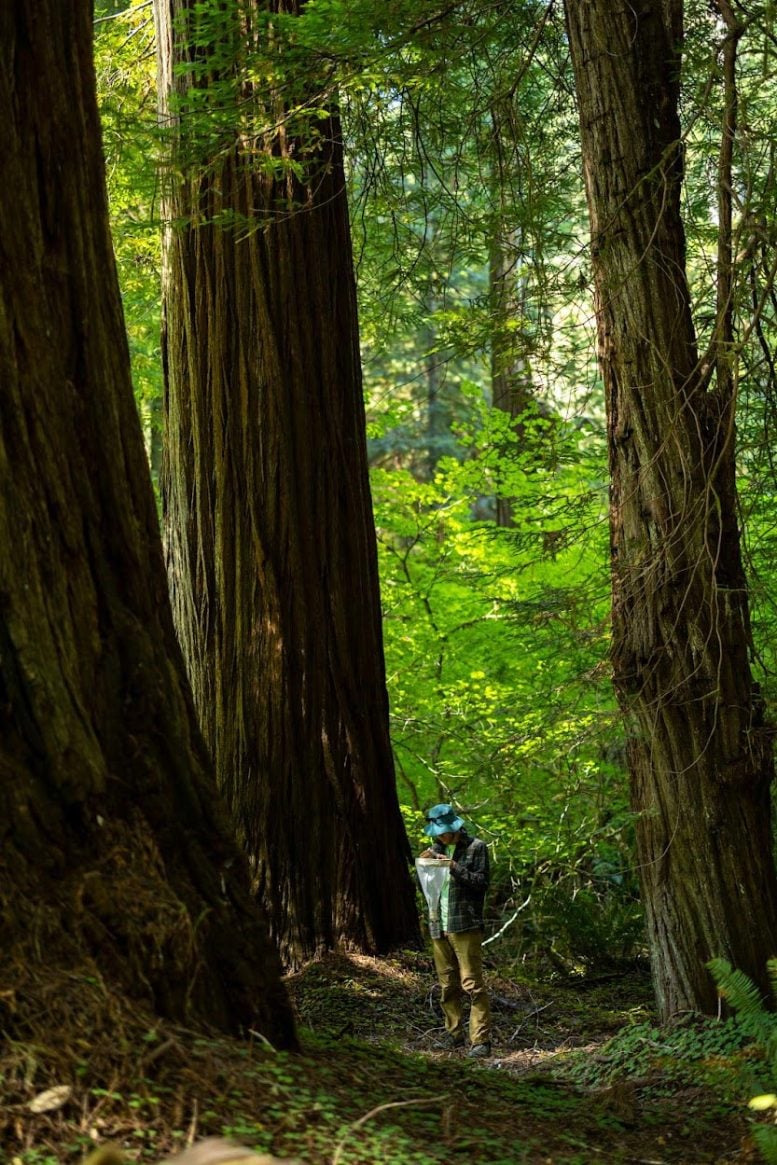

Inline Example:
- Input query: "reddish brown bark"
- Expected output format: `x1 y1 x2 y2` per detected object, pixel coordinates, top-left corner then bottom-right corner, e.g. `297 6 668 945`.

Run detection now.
0 0 295 1045
154 0 420 964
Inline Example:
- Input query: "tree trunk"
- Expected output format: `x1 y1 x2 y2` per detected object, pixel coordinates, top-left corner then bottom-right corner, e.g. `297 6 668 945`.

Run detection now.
564 0 777 1018
0 0 295 1046
489 226 533 528
488 95 546 529
422 282 446 481
153 0 420 964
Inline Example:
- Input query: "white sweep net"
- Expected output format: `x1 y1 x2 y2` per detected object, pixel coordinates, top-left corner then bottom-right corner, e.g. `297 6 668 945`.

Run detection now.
415 858 451 924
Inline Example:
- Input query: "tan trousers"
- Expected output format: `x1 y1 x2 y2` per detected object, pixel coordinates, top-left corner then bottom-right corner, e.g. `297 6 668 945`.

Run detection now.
432 929 491 1046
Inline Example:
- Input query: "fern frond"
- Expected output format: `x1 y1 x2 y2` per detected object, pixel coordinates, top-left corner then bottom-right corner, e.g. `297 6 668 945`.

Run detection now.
707 958 773 1041
753 1125 777 1165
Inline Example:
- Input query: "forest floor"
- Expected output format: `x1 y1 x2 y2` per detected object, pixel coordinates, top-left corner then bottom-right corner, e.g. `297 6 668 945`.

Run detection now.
3 948 769 1165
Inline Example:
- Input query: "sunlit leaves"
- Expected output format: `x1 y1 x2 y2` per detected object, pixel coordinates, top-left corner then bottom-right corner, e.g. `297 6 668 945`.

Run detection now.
373 411 621 884
95 1 163 463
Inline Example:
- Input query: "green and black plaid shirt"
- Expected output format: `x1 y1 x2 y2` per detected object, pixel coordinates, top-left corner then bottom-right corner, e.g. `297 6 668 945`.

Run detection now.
427 828 489 939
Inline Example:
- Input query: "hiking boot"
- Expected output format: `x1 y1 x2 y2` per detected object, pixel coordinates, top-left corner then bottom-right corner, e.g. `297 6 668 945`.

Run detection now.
439 1032 465 1050
467 1042 492 1058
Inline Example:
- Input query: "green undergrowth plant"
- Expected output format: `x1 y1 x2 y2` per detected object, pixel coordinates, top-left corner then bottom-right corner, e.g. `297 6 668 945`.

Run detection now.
404 790 644 975
556 1010 759 1101
708 957 777 1162
535 876 644 968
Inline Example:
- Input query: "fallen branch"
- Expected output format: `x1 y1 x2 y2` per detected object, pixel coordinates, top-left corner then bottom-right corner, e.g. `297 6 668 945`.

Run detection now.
510 1001 555 1041
482 895 531 946
332 1095 450 1165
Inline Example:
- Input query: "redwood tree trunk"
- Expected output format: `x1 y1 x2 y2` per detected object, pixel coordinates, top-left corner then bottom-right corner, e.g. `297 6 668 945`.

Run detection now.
154 0 420 964
564 0 777 1018
0 0 294 1046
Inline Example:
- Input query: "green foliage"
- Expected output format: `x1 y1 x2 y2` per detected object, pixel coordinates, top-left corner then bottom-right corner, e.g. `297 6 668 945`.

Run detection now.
560 1012 757 1096
382 405 640 967
708 959 777 1045
94 1 163 480
539 883 643 967
708 958 777 1161
377 411 612 793
680 1 777 734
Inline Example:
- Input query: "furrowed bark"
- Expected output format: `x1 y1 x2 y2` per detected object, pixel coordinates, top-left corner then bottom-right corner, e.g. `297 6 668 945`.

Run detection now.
154 0 420 964
0 0 295 1044
564 0 777 1018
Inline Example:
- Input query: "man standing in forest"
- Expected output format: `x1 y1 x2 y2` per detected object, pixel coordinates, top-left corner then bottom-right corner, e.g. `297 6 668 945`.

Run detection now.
420 804 492 1057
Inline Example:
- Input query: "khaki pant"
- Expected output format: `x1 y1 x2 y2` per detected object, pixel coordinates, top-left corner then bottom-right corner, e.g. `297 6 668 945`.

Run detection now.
432 929 491 1046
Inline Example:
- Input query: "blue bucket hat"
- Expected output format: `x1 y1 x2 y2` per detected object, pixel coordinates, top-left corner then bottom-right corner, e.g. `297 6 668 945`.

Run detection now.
424 803 465 837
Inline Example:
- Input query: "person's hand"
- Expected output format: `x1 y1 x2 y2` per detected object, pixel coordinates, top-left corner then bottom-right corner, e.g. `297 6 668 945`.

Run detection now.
419 848 437 858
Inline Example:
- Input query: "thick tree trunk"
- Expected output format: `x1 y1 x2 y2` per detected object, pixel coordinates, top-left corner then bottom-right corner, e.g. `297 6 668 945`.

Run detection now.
154 0 420 964
564 0 777 1018
0 0 295 1046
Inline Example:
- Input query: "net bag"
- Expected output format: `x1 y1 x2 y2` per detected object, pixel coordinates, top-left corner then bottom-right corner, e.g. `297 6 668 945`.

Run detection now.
415 857 451 924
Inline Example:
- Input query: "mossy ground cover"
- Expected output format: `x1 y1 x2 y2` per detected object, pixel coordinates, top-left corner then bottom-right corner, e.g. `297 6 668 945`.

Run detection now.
1 951 764 1165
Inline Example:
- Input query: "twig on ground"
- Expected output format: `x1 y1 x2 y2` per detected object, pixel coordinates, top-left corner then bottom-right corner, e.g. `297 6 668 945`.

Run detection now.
141 1037 178 1068
331 1095 450 1165
509 1001 555 1041
248 1029 278 1053
185 1097 198 1148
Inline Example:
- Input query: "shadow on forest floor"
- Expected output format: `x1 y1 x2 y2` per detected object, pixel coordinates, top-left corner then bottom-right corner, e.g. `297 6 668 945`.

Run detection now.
2 949 765 1165
287 948 653 1071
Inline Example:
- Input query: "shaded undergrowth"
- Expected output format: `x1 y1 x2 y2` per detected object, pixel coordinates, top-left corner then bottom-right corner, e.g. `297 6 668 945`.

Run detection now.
0 950 766 1164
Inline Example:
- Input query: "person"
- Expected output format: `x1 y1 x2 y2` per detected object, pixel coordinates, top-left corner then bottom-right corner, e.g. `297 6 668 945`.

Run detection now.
420 803 492 1058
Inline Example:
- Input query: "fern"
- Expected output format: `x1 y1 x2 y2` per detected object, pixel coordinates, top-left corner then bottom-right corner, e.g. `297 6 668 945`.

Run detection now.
708 959 777 1159
708 958 777 1046
753 1125 777 1165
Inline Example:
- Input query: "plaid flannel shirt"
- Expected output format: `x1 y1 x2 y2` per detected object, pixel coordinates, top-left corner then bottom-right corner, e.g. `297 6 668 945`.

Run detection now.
427 828 489 939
